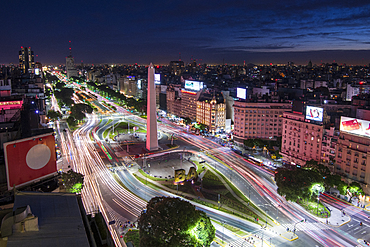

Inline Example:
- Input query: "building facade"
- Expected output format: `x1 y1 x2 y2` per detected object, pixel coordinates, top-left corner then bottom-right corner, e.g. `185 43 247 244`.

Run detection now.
166 85 182 117
321 127 338 172
281 112 323 167
180 89 201 120
335 131 370 193
196 93 225 132
233 102 291 144
19 47 34 74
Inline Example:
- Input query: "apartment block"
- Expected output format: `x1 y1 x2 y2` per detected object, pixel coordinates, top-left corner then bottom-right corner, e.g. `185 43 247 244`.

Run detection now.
281 112 323 167
233 101 291 144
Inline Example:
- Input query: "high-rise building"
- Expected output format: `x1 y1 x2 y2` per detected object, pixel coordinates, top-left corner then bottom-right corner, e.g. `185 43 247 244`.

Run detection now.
66 41 78 79
166 85 182 117
19 47 35 74
335 117 370 194
196 92 225 132
233 102 291 144
180 89 201 120
280 112 323 167
169 61 184 76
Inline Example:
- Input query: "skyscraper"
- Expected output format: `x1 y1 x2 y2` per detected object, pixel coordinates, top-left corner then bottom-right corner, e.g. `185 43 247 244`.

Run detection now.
146 63 159 151
66 41 78 79
19 46 35 74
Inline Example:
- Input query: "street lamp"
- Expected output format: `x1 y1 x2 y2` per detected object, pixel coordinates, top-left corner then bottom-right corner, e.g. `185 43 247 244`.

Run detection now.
221 221 225 244
181 147 186 169
146 164 150 185
317 196 320 216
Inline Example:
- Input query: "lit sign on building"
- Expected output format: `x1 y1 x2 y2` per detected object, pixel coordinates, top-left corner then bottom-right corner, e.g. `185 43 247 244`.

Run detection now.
155 74 161 84
237 88 246 100
181 90 197 95
137 79 142 90
184 80 203 91
305 106 323 122
340 116 370 137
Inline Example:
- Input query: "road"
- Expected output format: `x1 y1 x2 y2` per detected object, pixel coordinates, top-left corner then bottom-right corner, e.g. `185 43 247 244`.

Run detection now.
52 70 364 247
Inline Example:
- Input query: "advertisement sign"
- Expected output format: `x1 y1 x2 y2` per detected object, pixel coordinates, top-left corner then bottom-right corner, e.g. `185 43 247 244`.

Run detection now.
237 88 247 99
340 116 370 137
184 80 203 91
137 79 142 90
305 106 323 122
4 133 57 190
154 74 161 84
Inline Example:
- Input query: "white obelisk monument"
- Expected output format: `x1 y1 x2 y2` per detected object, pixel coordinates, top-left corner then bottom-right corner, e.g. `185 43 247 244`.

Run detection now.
146 63 159 151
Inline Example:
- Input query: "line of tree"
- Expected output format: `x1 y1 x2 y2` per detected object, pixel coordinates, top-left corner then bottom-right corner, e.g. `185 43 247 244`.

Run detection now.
275 160 364 202
84 80 147 113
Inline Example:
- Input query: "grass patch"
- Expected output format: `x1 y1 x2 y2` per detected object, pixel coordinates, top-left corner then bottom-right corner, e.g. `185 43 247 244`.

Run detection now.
212 168 262 214
211 219 248 236
166 144 179 149
164 181 195 194
195 163 206 174
133 174 160 191
138 169 170 181
200 171 259 219
131 174 260 225
298 200 331 218
124 229 140 247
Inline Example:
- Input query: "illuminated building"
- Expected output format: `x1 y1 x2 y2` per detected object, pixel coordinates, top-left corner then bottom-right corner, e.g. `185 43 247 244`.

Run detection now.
233 102 291 144
321 127 337 169
166 85 182 117
280 111 323 167
335 117 370 193
196 92 225 132
169 61 184 76
66 41 77 79
120 76 137 97
19 47 35 74
181 89 201 120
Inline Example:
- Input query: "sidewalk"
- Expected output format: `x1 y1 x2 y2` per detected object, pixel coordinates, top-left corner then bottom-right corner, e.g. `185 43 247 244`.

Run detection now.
317 203 351 227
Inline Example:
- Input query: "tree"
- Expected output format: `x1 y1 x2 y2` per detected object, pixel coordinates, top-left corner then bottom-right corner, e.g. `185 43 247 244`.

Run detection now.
275 167 324 201
337 181 348 196
62 170 84 193
183 117 192 126
323 174 342 190
47 110 62 121
348 182 364 201
244 139 255 148
304 160 330 176
66 116 76 127
71 103 93 121
138 197 215 247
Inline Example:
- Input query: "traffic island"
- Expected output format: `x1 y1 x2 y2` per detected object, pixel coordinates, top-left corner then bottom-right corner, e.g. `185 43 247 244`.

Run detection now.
280 231 299 241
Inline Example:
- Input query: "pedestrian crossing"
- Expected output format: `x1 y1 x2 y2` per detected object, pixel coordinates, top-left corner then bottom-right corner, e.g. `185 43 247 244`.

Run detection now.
278 222 332 232
228 237 253 247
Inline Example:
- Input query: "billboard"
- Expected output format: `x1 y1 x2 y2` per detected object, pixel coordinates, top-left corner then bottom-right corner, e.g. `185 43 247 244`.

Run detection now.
184 80 203 91
154 74 161 84
137 79 142 90
340 117 370 137
305 106 323 122
237 88 246 99
4 133 57 190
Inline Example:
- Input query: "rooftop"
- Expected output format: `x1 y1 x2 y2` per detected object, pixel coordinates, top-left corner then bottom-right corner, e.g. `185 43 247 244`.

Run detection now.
7 191 90 247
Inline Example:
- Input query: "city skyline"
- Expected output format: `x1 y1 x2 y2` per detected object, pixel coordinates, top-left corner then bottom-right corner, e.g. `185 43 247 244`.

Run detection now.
2 1 370 65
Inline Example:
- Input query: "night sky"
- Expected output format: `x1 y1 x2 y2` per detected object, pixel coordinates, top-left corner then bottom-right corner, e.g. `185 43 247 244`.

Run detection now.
2 1 370 65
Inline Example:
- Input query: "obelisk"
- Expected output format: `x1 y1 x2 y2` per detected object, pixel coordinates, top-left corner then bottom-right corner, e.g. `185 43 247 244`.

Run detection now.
146 63 159 151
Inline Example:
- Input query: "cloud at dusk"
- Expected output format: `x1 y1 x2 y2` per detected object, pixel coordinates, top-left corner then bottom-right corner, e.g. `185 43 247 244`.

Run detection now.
1 0 370 65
